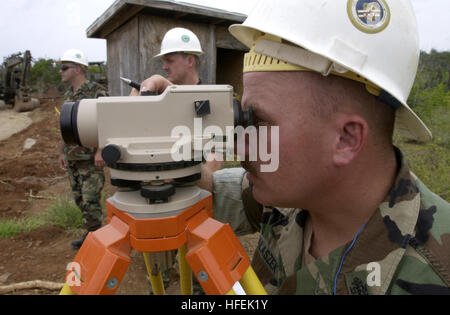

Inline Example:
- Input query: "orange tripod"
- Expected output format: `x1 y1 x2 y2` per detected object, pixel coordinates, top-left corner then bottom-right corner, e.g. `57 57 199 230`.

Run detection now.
60 187 266 295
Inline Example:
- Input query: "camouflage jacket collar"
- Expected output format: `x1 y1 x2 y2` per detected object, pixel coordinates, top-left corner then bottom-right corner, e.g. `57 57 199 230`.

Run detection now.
325 147 422 295
65 80 94 96
67 80 91 95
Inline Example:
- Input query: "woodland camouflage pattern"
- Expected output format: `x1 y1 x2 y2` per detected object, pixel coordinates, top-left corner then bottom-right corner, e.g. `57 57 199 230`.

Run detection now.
212 149 450 295
67 160 105 231
63 80 108 231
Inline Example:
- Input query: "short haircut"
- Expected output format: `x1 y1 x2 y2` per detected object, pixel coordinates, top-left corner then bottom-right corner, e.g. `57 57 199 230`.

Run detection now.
305 72 396 144
180 52 201 67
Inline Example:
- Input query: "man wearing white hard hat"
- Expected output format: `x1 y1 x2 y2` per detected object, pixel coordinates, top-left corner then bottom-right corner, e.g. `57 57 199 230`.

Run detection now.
59 49 89 88
136 0 449 295
130 27 203 97
58 49 108 250
156 27 204 85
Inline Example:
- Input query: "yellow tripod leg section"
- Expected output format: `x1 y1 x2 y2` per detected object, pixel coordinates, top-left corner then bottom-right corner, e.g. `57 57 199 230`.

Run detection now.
143 253 165 295
178 245 192 295
60 283 76 295
239 266 267 295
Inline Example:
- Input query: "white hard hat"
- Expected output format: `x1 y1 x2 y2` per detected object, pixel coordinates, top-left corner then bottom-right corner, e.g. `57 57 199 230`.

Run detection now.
154 27 204 58
229 0 432 142
61 49 88 67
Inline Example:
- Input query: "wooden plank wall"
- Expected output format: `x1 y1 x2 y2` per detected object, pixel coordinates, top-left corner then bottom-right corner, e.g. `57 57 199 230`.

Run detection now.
106 17 140 96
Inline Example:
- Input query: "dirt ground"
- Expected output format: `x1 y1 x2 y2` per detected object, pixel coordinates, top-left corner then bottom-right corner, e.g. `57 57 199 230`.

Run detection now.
0 92 258 295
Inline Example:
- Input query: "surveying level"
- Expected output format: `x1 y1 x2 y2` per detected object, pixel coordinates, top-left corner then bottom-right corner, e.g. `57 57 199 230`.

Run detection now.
59 85 264 295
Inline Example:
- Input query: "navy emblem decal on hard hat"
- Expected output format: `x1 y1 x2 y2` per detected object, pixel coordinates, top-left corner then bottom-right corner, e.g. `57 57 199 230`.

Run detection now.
347 0 391 34
182 35 190 43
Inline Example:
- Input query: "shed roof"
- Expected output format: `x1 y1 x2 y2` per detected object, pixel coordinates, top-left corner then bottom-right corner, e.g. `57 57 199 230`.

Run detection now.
87 0 247 39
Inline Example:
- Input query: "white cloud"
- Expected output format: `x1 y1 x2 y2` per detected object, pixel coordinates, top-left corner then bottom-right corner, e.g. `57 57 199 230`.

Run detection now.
0 0 108 61
411 0 450 52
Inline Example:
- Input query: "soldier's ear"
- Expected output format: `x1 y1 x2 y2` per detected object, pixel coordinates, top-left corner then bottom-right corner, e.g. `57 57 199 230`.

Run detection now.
72 65 80 74
75 64 86 75
187 55 196 68
332 114 368 166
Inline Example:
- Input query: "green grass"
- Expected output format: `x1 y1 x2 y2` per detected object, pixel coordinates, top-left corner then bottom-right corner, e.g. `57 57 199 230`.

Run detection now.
395 139 449 201
0 216 47 239
43 196 83 230
393 97 449 201
0 196 82 239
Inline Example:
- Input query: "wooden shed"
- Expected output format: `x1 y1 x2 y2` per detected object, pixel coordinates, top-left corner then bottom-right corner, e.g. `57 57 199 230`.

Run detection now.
87 0 249 97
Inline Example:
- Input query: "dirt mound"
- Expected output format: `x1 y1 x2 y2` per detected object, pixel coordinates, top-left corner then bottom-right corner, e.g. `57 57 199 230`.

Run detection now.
0 97 64 220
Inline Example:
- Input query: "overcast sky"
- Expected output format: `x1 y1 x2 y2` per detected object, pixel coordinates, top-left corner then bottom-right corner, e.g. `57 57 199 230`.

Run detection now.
0 0 448 62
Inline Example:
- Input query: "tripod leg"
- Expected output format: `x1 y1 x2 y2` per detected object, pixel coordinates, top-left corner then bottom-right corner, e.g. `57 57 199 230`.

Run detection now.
62 216 132 295
178 245 192 295
239 266 267 295
226 277 263 295
185 211 251 295
60 283 76 295
143 253 165 295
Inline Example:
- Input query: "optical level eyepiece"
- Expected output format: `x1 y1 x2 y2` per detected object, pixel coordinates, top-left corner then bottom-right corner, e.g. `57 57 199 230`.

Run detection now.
233 98 253 128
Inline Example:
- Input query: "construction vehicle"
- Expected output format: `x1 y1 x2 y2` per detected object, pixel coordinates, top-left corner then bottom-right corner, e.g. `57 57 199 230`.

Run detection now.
0 50 39 112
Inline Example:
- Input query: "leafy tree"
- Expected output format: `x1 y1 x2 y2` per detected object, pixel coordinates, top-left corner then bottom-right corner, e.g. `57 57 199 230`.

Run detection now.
29 58 61 92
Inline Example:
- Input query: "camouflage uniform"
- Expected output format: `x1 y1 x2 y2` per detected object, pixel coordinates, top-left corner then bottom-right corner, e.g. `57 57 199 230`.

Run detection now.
212 148 450 294
63 80 108 231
